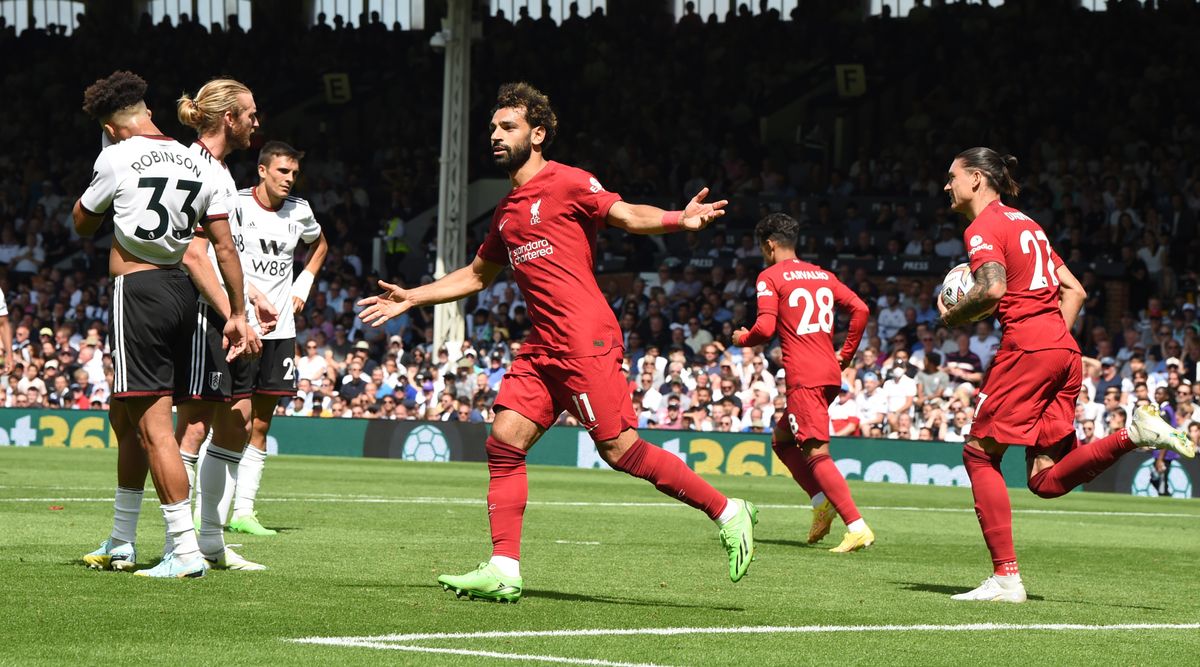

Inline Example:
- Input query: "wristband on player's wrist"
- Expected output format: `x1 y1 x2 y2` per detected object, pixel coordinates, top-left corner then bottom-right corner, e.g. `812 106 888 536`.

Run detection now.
291 270 315 302
661 210 683 232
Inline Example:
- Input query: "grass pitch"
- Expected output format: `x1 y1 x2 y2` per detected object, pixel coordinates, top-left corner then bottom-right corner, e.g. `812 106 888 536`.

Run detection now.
2 446 1198 666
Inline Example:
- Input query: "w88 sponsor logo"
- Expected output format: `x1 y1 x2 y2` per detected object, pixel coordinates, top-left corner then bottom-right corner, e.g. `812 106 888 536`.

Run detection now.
252 258 292 277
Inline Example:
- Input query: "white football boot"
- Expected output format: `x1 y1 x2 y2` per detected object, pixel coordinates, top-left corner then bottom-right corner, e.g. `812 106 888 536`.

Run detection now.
1129 405 1195 458
951 575 1027 603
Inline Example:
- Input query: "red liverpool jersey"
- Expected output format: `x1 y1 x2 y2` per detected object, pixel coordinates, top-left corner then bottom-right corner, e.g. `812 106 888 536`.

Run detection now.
964 200 1078 352
477 161 623 358
744 259 868 388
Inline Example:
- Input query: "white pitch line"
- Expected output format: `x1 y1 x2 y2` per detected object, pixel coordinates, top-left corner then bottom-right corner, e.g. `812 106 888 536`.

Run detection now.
0 484 113 491
1 494 1197 519
295 622 1200 645
299 638 666 667
554 540 601 545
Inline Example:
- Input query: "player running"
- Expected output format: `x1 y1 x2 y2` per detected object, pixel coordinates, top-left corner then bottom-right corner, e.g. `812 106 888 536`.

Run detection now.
733 213 874 552
220 141 326 535
75 71 250 578
174 78 272 570
358 82 758 602
938 147 1194 603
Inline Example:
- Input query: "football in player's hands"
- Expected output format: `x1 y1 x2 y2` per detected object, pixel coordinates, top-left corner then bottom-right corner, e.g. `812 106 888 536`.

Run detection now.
939 262 996 322
940 263 975 308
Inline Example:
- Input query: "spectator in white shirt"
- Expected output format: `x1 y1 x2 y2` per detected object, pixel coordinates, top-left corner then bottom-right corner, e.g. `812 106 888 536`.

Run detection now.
933 224 965 258
943 410 971 442
856 372 887 436
296 339 330 389
969 320 1000 370
877 291 907 342
637 372 663 412
828 382 861 437
10 232 44 275
887 412 918 440
17 363 46 397
881 364 917 431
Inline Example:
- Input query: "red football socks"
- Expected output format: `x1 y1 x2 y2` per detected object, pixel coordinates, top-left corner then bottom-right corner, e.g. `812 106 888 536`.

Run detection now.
1027 429 1133 499
962 445 1016 568
614 438 728 520
996 561 1020 577
486 437 528 560
806 453 861 524
771 439 822 498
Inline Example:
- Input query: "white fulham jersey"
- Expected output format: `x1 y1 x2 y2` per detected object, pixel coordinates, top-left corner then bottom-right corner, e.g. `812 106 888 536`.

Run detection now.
80 135 229 264
188 141 244 309
238 187 321 339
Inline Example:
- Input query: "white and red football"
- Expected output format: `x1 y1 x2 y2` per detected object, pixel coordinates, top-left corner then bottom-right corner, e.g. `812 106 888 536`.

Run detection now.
940 262 975 308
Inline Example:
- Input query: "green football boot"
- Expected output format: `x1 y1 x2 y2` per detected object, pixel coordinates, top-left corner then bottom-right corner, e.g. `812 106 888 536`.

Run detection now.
438 562 523 603
718 498 758 582
228 511 277 536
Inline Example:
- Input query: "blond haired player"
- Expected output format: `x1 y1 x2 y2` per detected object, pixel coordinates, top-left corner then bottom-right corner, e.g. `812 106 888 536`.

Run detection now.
173 77 273 571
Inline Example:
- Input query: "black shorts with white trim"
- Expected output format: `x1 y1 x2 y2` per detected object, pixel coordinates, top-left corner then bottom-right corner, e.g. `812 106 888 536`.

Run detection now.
110 268 198 399
176 302 234 403
235 337 298 397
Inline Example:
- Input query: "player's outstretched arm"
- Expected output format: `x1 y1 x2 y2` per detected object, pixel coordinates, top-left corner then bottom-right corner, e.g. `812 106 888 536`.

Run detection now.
939 261 1006 327
606 187 728 235
1054 264 1087 331
357 255 504 327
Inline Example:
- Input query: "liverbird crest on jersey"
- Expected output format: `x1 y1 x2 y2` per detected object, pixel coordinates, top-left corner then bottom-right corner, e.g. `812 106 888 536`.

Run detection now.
530 199 542 225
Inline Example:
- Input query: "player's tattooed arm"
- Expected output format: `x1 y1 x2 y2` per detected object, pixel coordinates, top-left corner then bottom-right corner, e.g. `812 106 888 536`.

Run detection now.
942 261 1006 327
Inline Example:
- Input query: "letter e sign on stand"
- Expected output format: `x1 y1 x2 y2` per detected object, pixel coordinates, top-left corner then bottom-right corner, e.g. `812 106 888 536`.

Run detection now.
324 73 352 104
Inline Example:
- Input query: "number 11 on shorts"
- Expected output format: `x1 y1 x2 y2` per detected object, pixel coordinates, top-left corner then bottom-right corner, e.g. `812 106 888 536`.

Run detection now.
571 392 597 425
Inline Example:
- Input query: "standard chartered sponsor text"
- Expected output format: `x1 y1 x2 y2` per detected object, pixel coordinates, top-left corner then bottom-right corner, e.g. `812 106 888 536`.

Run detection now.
510 238 555 265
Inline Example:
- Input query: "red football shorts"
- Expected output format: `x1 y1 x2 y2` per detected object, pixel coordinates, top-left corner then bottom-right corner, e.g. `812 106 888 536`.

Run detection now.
783 384 840 443
494 346 636 442
970 346 1080 447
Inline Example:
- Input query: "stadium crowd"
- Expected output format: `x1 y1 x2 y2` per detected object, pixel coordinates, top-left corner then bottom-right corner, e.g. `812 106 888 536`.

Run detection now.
0 1 1198 446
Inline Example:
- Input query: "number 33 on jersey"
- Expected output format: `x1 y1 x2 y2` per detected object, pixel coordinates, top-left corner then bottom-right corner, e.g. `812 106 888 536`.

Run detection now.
79 135 230 265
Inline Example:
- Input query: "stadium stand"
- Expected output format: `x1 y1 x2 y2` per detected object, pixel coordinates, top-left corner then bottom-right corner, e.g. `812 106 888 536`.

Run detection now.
0 0 1197 442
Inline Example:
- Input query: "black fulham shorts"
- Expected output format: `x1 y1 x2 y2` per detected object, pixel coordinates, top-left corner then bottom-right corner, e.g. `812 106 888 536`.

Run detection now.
177 302 233 402
234 337 298 398
110 268 197 399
